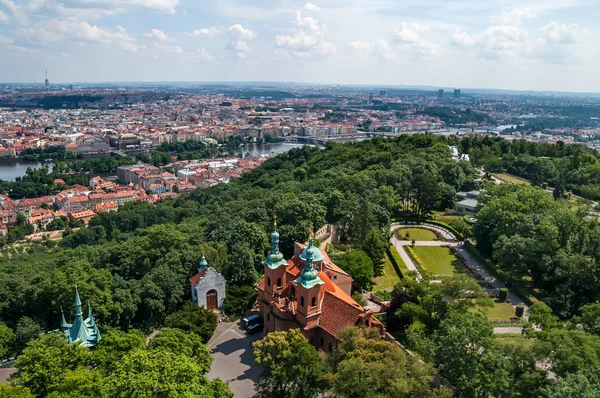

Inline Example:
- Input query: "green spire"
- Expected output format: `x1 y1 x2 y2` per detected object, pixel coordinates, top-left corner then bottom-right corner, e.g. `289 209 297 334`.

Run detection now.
265 214 287 270
199 253 208 272
74 285 82 317
60 307 70 331
295 244 324 289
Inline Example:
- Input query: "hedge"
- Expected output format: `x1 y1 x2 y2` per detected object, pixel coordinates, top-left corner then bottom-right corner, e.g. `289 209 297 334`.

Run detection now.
393 218 464 241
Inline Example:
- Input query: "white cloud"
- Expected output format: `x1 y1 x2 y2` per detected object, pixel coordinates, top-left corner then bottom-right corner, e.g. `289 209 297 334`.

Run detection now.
348 39 396 60
392 22 440 59
126 0 179 14
60 51 71 57
451 28 476 49
0 35 13 45
17 17 141 52
228 24 256 40
541 22 584 44
0 9 9 22
197 47 214 61
274 10 335 59
224 24 255 58
450 20 587 64
303 3 320 12
492 7 536 25
146 28 171 41
187 27 219 37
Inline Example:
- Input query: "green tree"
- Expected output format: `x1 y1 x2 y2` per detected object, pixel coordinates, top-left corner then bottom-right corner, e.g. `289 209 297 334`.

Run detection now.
165 302 217 343
11 334 91 398
223 243 259 286
334 250 374 291
331 328 451 398
104 348 231 398
529 302 559 330
93 329 146 373
578 303 600 335
148 328 212 372
253 329 329 398
434 310 512 397
0 385 35 398
222 284 258 320
15 318 43 353
361 228 386 276
0 324 16 359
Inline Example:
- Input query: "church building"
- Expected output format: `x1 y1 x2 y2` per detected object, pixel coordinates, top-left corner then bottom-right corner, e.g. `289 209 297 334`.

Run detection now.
60 287 101 348
258 221 385 352
190 254 226 310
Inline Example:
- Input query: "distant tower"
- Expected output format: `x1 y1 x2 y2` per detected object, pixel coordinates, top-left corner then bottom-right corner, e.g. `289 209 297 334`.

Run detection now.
454 89 461 98
368 92 374 105
437 89 444 99
45 68 50 92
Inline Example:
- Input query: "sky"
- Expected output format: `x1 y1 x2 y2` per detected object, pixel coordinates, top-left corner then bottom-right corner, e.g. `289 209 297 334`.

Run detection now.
0 0 599 92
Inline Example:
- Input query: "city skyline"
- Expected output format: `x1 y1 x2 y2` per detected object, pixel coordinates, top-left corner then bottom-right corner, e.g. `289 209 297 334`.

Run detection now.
0 0 598 92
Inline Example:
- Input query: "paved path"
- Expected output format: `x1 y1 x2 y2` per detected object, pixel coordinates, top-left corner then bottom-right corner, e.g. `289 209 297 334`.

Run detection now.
207 321 261 398
390 235 422 281
388 222 530 324
494 327 524 334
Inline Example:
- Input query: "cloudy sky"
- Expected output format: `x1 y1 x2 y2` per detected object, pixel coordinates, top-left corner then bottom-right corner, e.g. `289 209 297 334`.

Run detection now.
0 0 598 92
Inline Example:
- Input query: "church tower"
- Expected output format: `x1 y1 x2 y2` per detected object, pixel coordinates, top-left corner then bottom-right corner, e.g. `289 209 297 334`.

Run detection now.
294 241 325 325
263 215 288 297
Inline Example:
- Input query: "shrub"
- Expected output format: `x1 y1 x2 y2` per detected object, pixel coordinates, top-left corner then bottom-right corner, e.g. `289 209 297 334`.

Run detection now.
499 288 508 302
515 305 524 318
374 290 392 301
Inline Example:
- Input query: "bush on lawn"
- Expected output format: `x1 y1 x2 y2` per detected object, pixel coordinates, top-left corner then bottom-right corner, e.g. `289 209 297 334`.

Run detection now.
515 305 524 318
374 290 392 301
499 288 508 302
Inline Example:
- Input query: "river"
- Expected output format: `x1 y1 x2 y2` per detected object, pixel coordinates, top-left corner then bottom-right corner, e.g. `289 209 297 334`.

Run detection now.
0 161 54 182
0 143 312 181
240 142 309 156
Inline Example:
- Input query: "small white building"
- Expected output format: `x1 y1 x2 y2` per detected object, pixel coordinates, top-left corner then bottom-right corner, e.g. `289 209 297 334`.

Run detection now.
189 254 226 310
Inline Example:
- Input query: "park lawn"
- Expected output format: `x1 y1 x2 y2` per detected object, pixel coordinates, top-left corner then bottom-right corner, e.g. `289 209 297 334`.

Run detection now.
397 228 438 241
473 300 516 322
494 173 529 185
496 337 535 348
389 245 412 280
372 251 402 291
411 246 462 277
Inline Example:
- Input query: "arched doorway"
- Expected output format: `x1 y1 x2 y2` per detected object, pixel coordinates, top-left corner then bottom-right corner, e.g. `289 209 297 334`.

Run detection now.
206 289 218 310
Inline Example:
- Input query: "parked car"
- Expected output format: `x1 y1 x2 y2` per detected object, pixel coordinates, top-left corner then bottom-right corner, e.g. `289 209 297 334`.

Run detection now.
241 313 263 334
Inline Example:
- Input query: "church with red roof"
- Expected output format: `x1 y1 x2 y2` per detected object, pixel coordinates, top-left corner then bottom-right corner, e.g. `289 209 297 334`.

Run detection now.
258 220 385 352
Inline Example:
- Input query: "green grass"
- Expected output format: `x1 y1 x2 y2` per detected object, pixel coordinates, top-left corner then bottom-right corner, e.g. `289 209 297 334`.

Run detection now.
464 243 539 306
411 246 463 277
496 337 535 348
434 215 462 226
388 245 412 280
372 251 402 291
396 228 438 241
472 300 516 322
494 173 529 185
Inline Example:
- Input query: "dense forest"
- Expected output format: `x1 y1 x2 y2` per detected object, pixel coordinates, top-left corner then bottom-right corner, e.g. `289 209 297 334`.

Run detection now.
2 135 600 396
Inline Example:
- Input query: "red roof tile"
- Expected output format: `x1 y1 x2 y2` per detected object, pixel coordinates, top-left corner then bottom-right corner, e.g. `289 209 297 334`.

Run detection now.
189 268 208 286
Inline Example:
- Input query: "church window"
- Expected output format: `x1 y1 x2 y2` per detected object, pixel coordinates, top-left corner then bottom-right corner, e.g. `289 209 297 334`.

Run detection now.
277 278 282 287
320 337 324 347
311 297 317 307
267 313 271 321
267 277 271 287
301 296 305 307
328 343 333 352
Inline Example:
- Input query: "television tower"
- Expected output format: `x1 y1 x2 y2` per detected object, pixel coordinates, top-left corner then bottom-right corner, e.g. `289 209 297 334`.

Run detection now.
44 68 49 92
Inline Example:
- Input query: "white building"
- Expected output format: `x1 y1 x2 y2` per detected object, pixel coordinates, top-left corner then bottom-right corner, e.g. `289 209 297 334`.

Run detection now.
189 254 226 310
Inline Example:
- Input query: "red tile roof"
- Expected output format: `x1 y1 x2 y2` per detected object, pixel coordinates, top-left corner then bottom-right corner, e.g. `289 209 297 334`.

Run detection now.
189 268 208 286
